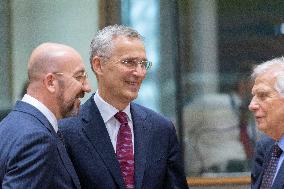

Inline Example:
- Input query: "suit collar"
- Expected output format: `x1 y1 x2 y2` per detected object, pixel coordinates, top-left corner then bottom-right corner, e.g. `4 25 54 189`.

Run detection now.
93 92 132 123
22 94 58 132
131 103 151 189
80 95 152 189
13 101 55 133
273 163 284 189
14 101 81 188
81 95 125 189
55 135 81 188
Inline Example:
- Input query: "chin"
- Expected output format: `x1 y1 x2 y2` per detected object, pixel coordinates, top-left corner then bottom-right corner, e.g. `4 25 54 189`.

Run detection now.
124 92 138 101
258 125 270 135
129 94 138 101
64 106 79 118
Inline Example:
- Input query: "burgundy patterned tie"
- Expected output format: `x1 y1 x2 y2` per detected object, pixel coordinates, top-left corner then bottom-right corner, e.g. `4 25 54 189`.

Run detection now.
115 111 135 189
260 143 282 189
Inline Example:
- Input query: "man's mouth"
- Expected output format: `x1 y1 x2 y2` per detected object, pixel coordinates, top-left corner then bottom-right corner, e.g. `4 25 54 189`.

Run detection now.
77 92 85 99
126 81 138 86
255 116 264 122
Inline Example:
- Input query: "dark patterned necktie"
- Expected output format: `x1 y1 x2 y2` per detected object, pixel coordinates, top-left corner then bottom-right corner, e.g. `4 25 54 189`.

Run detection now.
115 111 135 189
260 143 282 189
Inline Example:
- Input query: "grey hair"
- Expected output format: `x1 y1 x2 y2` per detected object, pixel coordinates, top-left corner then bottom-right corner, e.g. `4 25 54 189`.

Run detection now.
252 57 284 96
89 24 144 69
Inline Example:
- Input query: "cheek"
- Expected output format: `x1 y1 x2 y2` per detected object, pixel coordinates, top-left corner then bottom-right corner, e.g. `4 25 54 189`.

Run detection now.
267 102 284 124
64 87 80 100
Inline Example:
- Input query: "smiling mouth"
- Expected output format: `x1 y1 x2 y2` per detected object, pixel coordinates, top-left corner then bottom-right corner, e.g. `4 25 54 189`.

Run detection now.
77 92 85 99
126 81 141 88
126 81 138 85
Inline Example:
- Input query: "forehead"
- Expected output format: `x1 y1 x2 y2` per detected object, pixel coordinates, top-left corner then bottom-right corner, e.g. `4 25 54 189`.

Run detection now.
252 72 277 93
111 36 146 58
57 51 85 73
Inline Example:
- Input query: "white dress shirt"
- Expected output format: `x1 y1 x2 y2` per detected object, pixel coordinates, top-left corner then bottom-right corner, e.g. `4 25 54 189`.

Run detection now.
22 94 58 133
94 91 134 153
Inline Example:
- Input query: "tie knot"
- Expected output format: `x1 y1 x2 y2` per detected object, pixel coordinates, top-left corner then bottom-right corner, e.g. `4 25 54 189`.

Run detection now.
114 111 128 125
272 144 282 158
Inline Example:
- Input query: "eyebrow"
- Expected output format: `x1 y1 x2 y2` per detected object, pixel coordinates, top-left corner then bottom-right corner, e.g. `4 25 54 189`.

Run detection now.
73 69 85 75
252 87 270 95
121 57 147 61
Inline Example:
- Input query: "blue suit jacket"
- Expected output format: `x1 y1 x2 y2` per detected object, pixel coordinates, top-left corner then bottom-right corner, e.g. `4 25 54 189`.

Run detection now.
251 136 284 189
0 101 81 189
59 94 188 189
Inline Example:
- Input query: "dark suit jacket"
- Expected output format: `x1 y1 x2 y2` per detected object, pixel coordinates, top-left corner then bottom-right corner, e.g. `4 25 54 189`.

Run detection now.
59 94 189 189
251 136 284 189
0 101 81 189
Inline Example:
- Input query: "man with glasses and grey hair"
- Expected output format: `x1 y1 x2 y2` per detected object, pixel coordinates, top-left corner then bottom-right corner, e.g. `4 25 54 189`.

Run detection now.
60 25 188 189
250 57 284 189
0 42 91 188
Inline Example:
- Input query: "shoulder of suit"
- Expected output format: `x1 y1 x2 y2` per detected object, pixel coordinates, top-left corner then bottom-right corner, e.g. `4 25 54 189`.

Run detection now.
258 135 274 144
0 114 57 150
131 102 173 126
1 109 50 133
256 136 275 151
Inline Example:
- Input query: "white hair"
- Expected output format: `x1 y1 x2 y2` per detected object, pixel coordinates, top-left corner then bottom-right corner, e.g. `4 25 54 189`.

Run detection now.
89 24 144 70
252 57 284 97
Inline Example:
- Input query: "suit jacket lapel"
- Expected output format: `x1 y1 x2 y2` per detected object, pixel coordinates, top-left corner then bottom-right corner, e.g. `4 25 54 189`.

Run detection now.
81 97 125 189
273 162 284 189
131 103 151 189
14 101 81 188
14 101 54 133
55 135 81 188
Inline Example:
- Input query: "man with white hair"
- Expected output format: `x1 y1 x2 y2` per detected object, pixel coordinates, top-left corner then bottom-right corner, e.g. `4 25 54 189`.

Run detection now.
250 57 284 189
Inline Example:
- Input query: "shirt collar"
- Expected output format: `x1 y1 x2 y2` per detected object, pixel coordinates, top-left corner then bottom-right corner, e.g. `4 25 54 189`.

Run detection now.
278 135 284 151
93 90 132 123
22 94 58 132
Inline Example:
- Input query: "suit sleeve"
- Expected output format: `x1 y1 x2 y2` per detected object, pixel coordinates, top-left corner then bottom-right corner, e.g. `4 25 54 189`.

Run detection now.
165 123 189 189
2 131 57 189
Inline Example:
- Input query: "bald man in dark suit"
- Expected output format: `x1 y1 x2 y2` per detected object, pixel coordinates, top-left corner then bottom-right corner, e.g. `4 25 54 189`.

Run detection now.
0 43 91 188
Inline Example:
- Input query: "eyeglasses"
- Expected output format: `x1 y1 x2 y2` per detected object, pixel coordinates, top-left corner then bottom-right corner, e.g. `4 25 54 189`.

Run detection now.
54 71 88 84
119 59 152 70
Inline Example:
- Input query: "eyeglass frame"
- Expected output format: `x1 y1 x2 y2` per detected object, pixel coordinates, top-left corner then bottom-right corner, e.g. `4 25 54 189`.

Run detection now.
53 71 88 84
119 59 152 70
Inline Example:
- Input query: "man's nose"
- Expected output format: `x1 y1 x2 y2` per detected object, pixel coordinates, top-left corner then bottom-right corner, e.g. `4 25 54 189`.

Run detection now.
248 97 258 112
82 79 91 93
133 64 146 77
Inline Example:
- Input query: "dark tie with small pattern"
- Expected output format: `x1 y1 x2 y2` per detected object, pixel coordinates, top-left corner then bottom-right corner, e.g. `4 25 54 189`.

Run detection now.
260 143 282 189
115 111 135 189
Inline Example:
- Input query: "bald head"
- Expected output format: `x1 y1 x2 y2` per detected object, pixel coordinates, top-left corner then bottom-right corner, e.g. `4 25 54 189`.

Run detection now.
28 42 82 82
25 42 91 119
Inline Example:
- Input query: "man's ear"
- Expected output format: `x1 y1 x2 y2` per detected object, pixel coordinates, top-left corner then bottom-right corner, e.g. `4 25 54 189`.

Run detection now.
44 73 56 93
92 56 104 76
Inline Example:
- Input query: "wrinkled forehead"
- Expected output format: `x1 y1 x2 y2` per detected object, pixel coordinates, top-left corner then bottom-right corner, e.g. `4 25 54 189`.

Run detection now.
252 72 277 93
254 71 276 84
